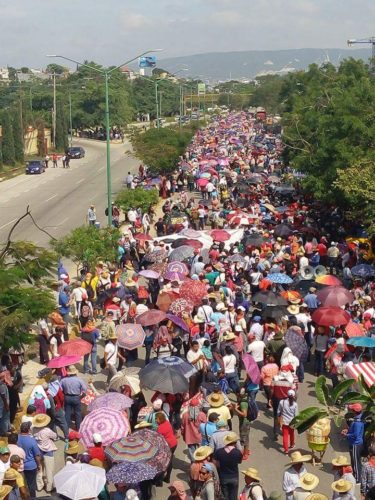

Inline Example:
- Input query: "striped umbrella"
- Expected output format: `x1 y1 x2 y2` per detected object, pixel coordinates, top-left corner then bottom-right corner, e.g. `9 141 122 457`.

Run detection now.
166 261 189 275
105 434 158 463
345 362 375 387
116 324 145 350
80 408 130 448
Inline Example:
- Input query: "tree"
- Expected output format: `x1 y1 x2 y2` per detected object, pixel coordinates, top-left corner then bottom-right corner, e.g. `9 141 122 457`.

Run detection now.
116 188 159 214
46 63 65 75
51 226 120 274
1 110 15 166
0 140 3 169
12 108 24 163
55 99 68 151
35 118 46 157
0 209 57 349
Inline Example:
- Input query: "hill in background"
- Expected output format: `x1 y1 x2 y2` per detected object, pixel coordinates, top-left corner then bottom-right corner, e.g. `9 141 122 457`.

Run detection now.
155 48 371 81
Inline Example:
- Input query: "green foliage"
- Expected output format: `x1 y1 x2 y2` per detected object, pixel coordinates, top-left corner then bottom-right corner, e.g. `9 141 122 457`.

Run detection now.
12 109 24 163
46 63 65 75
281 59 375 231
0 239 57 349
291 407 329 434
1 110 15 166
115 188 159 214
331 379 355 404
315 375 331 406
131 125 196 175
55 99 68 151
250 75 285 113
51 225 120 271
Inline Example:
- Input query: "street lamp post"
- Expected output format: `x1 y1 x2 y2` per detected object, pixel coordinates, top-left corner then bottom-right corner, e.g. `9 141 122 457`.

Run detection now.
47 50 162 226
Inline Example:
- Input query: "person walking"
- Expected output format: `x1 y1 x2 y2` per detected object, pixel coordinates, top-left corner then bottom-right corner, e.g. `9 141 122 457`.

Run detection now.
361 446 375 497
60 365 87 430
282 452 311 500
156 412 177 484
87 205 97 226
104 333 124 384
214 432 243 500
277 389 299 454
32 414 57 493
239 468 266 500
80 321 100 375
17 422 42 498
181 398 206 462
341 403 365 482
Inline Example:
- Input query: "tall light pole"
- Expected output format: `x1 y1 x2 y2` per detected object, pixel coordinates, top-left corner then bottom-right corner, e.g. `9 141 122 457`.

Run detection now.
47 50 162 226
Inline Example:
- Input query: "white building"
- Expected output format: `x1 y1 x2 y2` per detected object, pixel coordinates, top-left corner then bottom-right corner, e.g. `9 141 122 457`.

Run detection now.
0 67 10 82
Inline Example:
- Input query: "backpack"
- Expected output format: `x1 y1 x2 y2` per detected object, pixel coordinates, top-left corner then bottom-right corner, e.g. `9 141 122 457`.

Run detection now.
85 279 95 301
246 397 259 422
246 482 267 500
33 396 46 414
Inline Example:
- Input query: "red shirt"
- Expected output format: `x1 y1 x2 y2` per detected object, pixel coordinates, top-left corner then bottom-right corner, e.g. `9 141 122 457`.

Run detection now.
157 420 177 449
88 445 106 462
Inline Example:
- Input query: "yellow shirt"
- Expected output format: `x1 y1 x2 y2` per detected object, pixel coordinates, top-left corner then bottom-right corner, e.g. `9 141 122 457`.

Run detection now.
208 405 231 425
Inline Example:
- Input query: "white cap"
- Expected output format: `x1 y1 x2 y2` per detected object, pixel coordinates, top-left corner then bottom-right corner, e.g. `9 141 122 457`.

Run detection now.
287 389 296 397
93 433 102 444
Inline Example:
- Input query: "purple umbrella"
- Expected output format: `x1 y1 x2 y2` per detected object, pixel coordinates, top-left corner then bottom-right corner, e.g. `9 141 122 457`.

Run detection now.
166 313 190 332
139 270 160 279
164 271 186 282
88 392 133 413
166 261 189 275
242 353 261 384
106 462 158 484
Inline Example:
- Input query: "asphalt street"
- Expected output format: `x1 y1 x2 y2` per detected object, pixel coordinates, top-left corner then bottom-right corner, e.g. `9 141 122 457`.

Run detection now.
0 138 139 247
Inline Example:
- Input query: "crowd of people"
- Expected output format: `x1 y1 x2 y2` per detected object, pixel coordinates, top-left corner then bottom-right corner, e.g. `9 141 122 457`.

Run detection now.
2 110 374 499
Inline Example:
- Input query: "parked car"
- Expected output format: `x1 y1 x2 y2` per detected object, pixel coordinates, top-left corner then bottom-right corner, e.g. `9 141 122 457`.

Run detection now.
67 146 85 159
25 160 45 174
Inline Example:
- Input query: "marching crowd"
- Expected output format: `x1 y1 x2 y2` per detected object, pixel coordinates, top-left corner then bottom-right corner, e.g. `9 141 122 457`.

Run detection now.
2 111 375 499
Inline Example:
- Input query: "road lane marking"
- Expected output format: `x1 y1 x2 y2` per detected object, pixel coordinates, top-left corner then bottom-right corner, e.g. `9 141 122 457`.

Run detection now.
0 218 17 230
98 167 105 172
77 178 85 184
58 217 69 225
45 194 57 202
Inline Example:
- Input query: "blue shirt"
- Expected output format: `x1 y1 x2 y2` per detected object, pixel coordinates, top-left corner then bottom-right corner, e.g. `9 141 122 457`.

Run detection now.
58 291 70 315
17 435 41 470
199 421 217 445
347 415 364 446
61 376 87 396
304 293 319 310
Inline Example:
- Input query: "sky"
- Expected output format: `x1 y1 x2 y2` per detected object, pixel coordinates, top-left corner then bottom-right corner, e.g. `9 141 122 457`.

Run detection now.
0 0 374 68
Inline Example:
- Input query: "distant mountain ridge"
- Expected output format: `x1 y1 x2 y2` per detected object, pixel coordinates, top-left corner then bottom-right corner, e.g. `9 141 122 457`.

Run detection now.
156 48 371 81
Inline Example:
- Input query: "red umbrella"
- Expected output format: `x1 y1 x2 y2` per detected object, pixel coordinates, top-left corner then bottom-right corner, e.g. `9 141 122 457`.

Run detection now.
184 239 203 250
197 178 208 188
210 229 231 242
47 355 82 368
311 307 351 327
135 233 153 241
179 280 207 307
316 286 354 307
315 275 342 286
136 310 167 327
58 339 92 356
345 321 365 338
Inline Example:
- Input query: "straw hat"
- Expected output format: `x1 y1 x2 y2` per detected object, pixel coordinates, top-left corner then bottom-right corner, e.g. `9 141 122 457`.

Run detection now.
223 432 239 445
193 315 205 324
331 455 350 467
66 440 85 455
241 467 261 481
0 486 12 500
207 393 225 408
3 468 18 481
306 494 328 500
331 479 353 493
108 333 118 340
81 320 96 332
288 451 312 464
216 303 227 312
33 414 51 428
287 304 300 315
134 421 152 430
299 473 319 491
289 297 302 305
125 278 137 287
66 365 78 375
223 331 236 341
193 446 214 461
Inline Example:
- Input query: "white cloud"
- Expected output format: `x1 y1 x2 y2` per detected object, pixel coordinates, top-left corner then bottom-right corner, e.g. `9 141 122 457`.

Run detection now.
121 12 152 30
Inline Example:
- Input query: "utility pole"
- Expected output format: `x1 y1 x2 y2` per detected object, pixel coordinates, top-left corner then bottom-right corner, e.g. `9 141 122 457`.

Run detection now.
52 73 56 149
69 92 73 147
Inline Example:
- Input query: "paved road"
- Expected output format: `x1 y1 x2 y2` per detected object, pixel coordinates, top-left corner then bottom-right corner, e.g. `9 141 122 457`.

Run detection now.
0 138 139 247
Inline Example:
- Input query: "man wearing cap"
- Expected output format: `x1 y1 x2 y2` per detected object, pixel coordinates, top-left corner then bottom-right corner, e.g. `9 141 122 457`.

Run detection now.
214 432 243 500
0 446 10 484
60 365 87 430
341 403 365 482
239 468 266 500
283 451 311 500
200 412 220 446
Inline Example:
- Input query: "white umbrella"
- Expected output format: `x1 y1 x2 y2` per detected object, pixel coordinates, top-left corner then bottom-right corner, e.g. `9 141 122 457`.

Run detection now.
54 463 106 500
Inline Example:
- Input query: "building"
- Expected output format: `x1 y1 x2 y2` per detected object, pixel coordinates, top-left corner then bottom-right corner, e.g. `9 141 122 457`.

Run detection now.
0 67 10 83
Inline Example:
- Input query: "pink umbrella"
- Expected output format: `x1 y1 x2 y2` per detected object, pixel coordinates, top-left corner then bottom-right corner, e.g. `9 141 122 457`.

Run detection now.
180 280 207 307
166 262 189 275
47 355 81 369
169 298 194 316
164 271 186 282
166 313 190 332
88 393 133 413
345 321 365 338
210 229 231 242
139 270 160 279
58 339 92 356
116 324 146 349
80 408 130 447
316 286 354 307
136 310 167 327
197 178 209 188
242 353 261 384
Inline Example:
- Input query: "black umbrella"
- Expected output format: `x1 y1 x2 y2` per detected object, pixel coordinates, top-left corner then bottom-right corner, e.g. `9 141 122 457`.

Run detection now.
263 305 288 320
235 198 251 208
171 238 189 249
274 224 293 238
139 357 194 394
244 235 265 247
252 291 288 306
291 278 323 294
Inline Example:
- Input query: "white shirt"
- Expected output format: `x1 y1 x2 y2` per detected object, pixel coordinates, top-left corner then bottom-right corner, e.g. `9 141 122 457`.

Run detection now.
296 313 310 333
0 459 9 483
299 256 309 269
71 287 86 302
206 182 215 193
250 323 264 341
247 340 265 362
127 210 137 222
187 349 204 370
223 354 237 374
197 305 213 322
135 304 149 317
283 465 307 500
105 342 118 366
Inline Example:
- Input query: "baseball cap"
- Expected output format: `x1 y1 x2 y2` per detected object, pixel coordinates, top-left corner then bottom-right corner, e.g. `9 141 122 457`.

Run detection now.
287 389 296 397
0 447 10 455
253 316 261 322
93 433 102 444
348 403 363 413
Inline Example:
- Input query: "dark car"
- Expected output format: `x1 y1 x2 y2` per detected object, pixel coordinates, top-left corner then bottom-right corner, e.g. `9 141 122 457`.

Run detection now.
67 146 85 159
25 160 45 174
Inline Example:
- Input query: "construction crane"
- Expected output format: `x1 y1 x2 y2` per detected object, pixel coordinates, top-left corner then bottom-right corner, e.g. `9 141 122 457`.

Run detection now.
347 36 375 70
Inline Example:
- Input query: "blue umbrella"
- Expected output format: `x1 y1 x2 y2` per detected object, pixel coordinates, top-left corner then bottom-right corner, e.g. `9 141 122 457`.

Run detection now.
268 273 293 284
351 264 375 278
347 337 375 348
